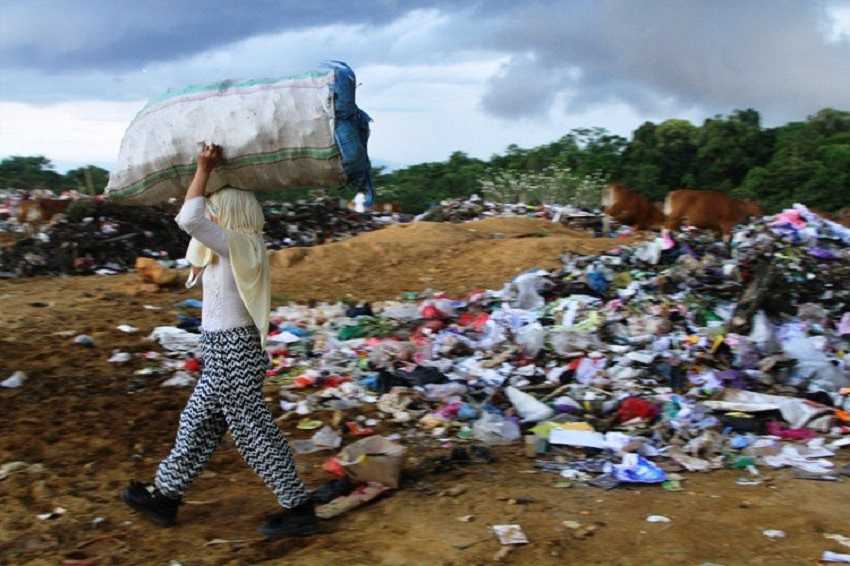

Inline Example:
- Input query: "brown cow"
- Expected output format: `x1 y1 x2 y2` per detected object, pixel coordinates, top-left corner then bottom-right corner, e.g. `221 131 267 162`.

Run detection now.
663 189 761 237
17 198 72 225
601 183 665 231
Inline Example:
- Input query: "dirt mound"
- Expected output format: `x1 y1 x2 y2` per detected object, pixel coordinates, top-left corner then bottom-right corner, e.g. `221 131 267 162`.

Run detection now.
271 218 636 301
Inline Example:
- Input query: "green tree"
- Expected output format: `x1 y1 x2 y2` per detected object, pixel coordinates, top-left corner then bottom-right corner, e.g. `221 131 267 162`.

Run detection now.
736 110 850 212
619 122 664 199
693 109 773 192
655 119 699 190
64 165 109 195
0 156 64 191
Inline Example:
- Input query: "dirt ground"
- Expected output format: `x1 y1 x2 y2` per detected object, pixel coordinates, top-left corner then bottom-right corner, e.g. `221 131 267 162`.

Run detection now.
1 220 849 565
269 218 636 302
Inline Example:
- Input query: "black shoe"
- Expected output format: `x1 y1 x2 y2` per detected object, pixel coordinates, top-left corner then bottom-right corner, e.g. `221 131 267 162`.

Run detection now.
121 481 181 527
310 477 355 505
258 501 320 538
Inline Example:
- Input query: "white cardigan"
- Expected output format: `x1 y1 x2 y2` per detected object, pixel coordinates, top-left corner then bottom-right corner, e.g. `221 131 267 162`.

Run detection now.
175 197 253 332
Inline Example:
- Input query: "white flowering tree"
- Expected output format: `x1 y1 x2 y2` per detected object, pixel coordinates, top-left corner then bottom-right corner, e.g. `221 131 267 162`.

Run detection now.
479 165 606 209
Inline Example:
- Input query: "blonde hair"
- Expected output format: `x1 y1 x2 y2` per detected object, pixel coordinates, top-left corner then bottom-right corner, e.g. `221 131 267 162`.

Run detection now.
207 188 264 234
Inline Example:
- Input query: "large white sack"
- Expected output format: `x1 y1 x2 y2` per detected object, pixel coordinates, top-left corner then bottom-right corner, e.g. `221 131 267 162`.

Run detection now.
105 69 353 204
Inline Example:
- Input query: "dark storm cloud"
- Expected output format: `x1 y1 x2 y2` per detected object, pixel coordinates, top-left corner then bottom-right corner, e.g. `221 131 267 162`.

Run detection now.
480 0 850 119
3 0 850 124
0 0 454 71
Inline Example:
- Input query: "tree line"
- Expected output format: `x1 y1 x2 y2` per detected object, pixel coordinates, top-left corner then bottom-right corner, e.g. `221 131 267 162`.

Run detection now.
373 107 850 213
0 156 109 196
2 107 849 214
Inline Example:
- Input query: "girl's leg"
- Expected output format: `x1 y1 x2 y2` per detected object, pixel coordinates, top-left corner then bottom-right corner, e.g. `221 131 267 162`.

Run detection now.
217 328 310 509
154 365 227 498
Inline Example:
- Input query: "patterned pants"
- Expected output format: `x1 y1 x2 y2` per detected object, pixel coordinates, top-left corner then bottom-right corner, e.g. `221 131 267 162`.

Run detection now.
155 326 309 509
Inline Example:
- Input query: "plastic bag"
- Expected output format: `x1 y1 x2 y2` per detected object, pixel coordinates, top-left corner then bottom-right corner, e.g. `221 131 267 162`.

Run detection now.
611 454 667 484
838 312 850 336
381 303 421 321
149 326 202 355
635 238 664 264
291 426 343 455
586 270 609 294
472 412 521 445
780 327 849 392
550 330 604 355
749 311 780 353
1 371 26 389
575 357 607 384
516 322 545 357
423 382 467 401
513 270 549 310
505 386 554 423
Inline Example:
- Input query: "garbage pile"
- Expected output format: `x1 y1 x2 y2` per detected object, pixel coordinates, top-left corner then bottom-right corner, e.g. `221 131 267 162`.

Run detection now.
262 197 388 248
0 198 190 277
99 202 849 518
417 194 601 230
0 196 392 277
225 203 848 488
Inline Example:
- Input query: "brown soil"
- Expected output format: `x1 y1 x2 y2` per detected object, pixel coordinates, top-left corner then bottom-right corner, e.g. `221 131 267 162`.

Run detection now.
270 218 638 302
1 222 848 565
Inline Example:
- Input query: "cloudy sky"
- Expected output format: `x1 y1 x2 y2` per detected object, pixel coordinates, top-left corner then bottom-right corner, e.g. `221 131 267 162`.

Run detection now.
2 0 850 172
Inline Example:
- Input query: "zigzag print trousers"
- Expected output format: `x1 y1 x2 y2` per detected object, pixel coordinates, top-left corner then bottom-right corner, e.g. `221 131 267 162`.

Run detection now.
155 326 309 509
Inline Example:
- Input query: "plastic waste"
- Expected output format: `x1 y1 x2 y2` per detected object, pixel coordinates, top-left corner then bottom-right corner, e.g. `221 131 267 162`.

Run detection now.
1 371 26 389
472 413 521 445
516 322 545 357
838 313 850 336
161 371 196 387
635 238 664 264
457 404 479 421
749 311 780 353
381 303 421 321
423 382 467 401
617 397 659 423
73 334 94 347
291 426 342 454
550 331 603 355
492 524 529 545
780 325 848 392
108 351 132 364
548 429 607 449
505 386 554 422
586 270 609 295
315 482 391 519
552 395 583 413
512 270 549 310
149 326 202 355
611 454 667 484
574 357 607 384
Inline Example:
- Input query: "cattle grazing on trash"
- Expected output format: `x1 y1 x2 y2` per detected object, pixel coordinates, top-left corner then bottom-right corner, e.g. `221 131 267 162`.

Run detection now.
600 183 665 230
17 198 73 225
663 189 762 236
